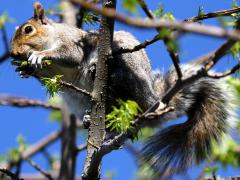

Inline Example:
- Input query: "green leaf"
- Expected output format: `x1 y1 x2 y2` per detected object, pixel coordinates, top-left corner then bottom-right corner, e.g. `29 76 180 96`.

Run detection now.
198 6 204 18
164 12 175 21
48 96 62 123
83 12 99 25
213 166 220 173
137 127 155 141
123 0 138 13
204 167 212 174
232 1 239 8
106 99 142 135
229 42 240 62
153 4 164 18
0 12 10 29
41 75 63 97
17 134 28 153
49 110 62 123
166 39 178 53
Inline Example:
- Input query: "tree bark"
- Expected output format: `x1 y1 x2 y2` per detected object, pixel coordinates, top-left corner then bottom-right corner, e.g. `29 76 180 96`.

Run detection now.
59 104 77 180
82 0 116 179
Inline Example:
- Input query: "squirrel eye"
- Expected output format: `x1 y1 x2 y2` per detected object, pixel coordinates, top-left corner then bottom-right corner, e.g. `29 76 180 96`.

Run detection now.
24 25 33 34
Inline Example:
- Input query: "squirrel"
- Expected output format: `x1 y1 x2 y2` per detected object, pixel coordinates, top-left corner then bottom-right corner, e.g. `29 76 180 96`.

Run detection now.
10 2 235 175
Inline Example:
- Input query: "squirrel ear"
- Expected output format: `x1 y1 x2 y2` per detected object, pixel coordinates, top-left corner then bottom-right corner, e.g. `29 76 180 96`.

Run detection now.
34 2 46 24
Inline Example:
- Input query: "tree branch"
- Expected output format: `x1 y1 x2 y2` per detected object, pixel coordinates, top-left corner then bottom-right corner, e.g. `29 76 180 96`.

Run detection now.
70 0 240 40
0 95 61 110
60 80 92 98
0 26 10 64
0 168 23 180
113 34 161 54
27 159 54 180
0 52 9 64
82 0 116 179
77 143 87 153
207 63 240 79
60 0 77 26
6 131 61 169
59 105 77 180
184 7 240 22
137 0 182 79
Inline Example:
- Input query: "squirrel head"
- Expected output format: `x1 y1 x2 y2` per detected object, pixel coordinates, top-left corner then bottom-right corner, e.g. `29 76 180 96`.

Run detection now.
10 2 51 59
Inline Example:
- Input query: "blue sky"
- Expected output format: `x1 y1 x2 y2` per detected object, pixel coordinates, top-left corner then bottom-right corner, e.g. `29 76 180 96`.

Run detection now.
0 0 240 179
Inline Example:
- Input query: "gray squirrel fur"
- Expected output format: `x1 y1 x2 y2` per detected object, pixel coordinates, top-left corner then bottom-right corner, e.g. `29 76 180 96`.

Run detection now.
10 2 235 175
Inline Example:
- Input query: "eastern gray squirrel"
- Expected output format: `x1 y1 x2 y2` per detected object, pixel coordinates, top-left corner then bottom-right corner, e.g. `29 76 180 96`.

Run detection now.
10 2 235 174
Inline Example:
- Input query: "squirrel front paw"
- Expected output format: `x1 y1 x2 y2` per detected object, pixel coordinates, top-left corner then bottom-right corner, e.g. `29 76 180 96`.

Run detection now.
27 51 45 69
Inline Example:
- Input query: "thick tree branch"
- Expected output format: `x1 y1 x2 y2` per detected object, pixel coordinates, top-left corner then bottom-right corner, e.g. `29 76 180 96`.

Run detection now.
0 95 61 110
59 105 77 180
82 0 116 179
60 0 77 26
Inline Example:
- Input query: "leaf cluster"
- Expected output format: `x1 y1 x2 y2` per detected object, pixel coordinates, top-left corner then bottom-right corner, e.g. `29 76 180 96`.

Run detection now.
123 0 138 13
106 99 142 134
83 12 99 25
0 12 10 29
0 135 28 163
211 135 240 167
41 75 63 97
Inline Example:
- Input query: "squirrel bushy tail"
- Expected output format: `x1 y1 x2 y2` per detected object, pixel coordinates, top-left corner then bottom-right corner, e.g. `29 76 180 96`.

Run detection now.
142 65 234 174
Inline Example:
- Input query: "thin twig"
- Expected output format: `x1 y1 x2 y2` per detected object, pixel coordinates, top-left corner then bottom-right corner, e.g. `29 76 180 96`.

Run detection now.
7 131 61 169
0 95 61 110
60 80 92 98
0 52 9 64
1 26 9 51
0 168 23 180
207 63 240 79
77 6 86 28
77 143 87 153
137 0 182 79
113 34 161 54
184 7 240 22
27 159 54 180
0 26 10 64
145 106 174 118
204 40 237 70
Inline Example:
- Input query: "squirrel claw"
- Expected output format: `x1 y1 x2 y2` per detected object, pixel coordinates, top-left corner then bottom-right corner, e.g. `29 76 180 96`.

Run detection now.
19 71 30 78
28 51 43 69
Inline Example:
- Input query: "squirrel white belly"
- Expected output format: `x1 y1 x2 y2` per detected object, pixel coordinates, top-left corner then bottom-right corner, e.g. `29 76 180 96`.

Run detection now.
10 2 236 174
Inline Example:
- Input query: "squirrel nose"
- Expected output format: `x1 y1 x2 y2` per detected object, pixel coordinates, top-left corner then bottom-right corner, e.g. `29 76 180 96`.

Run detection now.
10 49 20 58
